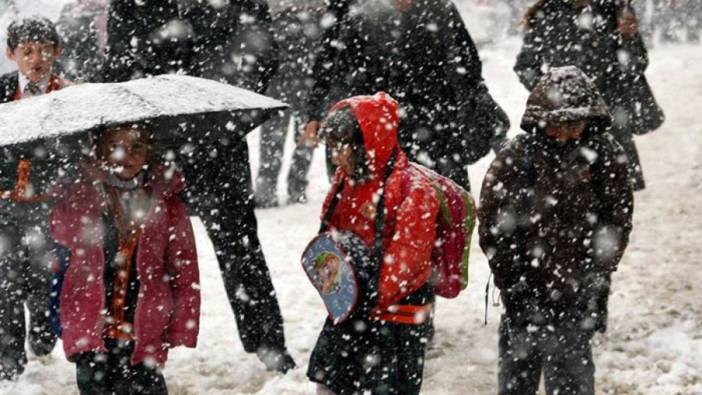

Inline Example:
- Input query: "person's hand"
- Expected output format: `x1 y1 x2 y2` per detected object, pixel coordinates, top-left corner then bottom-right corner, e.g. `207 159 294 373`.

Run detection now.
80 159 106 184
298 120 321 148
618 10 638 40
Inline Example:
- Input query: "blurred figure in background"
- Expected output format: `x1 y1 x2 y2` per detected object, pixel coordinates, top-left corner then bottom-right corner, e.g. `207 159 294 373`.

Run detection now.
56 0 108 82
301 0 508 192
254 0 327 208
515 0 665 191
0 16 68 380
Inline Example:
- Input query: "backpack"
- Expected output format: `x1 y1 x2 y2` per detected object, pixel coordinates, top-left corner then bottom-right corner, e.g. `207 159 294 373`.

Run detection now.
411 164 477 298
312 149 477 306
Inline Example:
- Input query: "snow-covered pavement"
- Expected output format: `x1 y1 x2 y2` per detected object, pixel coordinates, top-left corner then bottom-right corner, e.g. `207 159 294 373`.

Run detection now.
2 39 700 395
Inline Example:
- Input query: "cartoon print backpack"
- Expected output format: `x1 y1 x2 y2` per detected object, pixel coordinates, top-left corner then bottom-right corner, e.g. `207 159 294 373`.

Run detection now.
411 164 477 299
301 150 477 324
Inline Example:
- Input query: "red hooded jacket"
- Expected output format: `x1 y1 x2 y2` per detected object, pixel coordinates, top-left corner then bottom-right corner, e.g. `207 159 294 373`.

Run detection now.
49 167 200 366
321 92 440 313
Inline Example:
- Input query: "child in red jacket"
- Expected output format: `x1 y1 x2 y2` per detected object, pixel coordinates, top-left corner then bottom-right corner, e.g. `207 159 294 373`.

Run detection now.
307 92 440 395
50 123 200 394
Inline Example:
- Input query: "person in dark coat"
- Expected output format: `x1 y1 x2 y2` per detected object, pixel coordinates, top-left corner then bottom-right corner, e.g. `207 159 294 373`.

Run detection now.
299 0 353 181
104 0 296 372
515 0 664 191
300 0 509 191
0 17 69 379
479 66 634 395
102 0 184 82
253 0 327 207
308 92 439 395
55 0 109 82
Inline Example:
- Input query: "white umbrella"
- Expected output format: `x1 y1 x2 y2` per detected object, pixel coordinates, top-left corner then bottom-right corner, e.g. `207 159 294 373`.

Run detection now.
0 74 288 147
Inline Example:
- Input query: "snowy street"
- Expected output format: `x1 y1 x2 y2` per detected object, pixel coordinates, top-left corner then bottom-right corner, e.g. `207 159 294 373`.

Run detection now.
2 39 700 395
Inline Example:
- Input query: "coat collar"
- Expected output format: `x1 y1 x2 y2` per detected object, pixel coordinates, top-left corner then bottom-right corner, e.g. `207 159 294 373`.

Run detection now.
15 73 66 100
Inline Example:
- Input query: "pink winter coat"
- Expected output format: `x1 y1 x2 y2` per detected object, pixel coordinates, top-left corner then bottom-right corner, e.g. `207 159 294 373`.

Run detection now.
49 167 200 366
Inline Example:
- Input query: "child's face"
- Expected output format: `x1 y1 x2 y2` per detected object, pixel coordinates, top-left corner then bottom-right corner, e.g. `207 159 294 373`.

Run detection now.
98 126 150 181
329 139 355 176
545 120 586 144
5 42 62 83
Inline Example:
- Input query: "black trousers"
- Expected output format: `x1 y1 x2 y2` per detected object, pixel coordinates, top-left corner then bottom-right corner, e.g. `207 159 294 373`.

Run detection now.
255 109 314 203
75 340 167 395
0 213 57 379
497 313 595 395
308 317 433 395
180 140 288 355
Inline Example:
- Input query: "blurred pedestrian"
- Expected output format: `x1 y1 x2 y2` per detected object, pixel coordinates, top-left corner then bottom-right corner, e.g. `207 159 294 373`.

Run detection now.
254 0 326 207
0 16 68 379
56 0 108 82
301 0 508 191
515 0 665 191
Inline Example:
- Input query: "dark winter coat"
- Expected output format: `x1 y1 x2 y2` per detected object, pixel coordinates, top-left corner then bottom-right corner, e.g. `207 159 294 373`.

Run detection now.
56 0 108 82
103 0 183 82
49 167 200 366
265 1 326 109
479 66 633 331
515 0 664 190
104 0 278 93
306 0 508 178
308 92 439 395
180 0 279 93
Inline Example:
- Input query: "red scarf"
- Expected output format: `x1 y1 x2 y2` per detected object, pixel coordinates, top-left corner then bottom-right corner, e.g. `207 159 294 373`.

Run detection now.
1 74 69 203
103 185 149 341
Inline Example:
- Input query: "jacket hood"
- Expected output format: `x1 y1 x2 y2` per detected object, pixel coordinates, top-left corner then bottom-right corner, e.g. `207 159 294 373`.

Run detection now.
146 164 185 200
330 92 401 179
521 66 612 134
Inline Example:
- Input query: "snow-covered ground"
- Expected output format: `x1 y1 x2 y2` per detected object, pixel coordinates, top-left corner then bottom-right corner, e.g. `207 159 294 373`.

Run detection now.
1 39 701 395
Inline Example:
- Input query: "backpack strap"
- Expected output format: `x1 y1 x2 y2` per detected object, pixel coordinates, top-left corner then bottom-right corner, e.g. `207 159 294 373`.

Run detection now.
319 180 344 233
373 148 399 257
319 147 399 253
367 148 399 301
317 148 399 309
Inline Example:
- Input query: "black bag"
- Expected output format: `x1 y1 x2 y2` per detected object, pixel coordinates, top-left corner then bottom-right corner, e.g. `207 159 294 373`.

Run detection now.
452 83 510 164
624 73 665 135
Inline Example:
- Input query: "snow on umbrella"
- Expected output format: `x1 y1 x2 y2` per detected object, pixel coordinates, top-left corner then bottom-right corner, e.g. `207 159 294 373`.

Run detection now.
0 73 288 148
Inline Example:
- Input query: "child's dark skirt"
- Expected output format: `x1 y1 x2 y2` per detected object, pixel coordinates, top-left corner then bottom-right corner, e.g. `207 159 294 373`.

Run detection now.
307 286 434 395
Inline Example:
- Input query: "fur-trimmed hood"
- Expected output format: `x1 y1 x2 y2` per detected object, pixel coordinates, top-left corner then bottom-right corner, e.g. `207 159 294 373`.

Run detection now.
521 66 612 134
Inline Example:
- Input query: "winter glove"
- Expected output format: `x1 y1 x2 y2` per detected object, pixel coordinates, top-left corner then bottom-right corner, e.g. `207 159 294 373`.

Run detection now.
583 271 612 333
